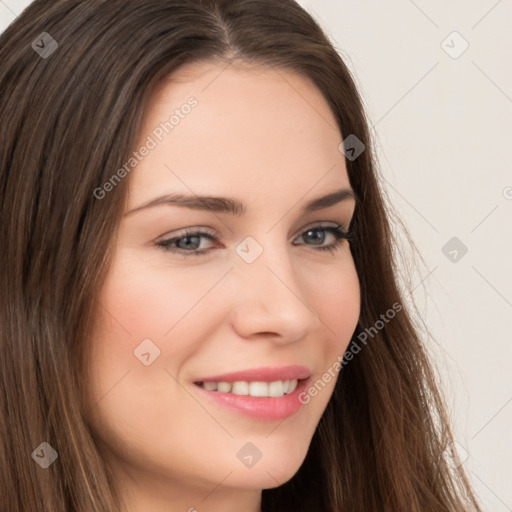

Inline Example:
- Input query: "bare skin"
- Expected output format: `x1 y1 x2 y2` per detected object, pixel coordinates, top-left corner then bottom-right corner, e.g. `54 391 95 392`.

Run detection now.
86 60 360 512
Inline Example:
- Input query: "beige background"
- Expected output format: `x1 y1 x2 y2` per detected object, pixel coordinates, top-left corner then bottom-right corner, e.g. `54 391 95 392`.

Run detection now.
2 0 511 509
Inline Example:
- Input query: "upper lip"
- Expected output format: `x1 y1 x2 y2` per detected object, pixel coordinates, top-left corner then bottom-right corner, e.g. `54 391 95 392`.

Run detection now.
194 365 311 383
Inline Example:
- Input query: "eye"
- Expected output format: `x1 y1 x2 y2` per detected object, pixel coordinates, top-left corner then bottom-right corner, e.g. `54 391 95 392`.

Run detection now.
292 224 352 254
154 228 219 256
154 223 353 257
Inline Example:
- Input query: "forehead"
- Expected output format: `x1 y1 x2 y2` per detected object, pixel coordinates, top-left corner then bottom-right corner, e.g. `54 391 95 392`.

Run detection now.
127 60 351 208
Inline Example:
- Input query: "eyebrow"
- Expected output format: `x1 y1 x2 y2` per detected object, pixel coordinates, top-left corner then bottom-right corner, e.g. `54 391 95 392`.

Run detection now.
124 187 359 217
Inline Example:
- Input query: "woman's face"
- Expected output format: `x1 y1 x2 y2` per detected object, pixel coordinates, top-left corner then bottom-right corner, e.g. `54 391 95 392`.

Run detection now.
87 60 360 510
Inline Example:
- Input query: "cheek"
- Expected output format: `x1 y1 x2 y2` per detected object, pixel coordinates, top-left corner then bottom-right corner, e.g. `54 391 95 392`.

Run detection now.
87 253 207 409
293 257 359 410
97 256 204 338
308 258 361 355
86 254 214 458
88 250 231 401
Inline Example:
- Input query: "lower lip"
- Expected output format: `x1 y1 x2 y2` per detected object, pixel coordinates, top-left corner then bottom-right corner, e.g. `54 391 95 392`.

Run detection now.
193 378 309 421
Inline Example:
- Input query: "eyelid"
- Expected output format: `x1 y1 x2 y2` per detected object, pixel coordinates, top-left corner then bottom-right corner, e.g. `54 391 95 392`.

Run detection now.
299 220 347 232
156 226 217 240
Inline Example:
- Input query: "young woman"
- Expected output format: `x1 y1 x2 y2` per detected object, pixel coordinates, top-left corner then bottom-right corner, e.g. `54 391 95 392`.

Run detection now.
0 1 481 511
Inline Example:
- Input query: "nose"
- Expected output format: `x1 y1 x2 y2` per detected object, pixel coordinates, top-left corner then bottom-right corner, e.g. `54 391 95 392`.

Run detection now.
227 242 321 343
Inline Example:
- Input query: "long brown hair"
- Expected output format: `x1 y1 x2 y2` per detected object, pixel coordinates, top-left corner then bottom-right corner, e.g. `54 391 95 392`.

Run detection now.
0 1 481 510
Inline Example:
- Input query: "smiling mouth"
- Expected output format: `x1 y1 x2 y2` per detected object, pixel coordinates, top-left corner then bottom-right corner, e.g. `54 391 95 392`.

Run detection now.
194 378 303 398
193 375 310 421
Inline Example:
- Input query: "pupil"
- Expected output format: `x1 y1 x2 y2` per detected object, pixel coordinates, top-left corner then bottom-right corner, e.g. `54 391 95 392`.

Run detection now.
306 229 324 245
179 235 199 249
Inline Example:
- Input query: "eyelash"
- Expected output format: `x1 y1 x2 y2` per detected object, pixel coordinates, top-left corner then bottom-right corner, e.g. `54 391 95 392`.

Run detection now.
154 224 353 258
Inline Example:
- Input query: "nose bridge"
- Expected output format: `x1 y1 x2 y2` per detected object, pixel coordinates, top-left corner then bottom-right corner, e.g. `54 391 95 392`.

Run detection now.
229 234 319 340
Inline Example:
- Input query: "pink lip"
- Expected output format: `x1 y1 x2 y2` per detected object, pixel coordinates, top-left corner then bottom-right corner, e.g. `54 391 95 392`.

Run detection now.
194 376 310 421
194 365 311 383
192 365 312 421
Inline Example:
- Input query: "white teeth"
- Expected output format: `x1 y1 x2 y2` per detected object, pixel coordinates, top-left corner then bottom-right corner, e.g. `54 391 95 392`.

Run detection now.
249 381 268 397
231 381 249 395
199 379 299 397
268 380 284 397
217 382 232 393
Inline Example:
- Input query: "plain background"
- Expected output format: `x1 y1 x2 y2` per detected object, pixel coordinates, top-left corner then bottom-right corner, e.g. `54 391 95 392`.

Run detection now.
1 0 511 510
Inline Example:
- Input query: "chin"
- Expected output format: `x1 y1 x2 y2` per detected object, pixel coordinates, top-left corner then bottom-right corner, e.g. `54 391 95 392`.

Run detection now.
222 444 309 490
